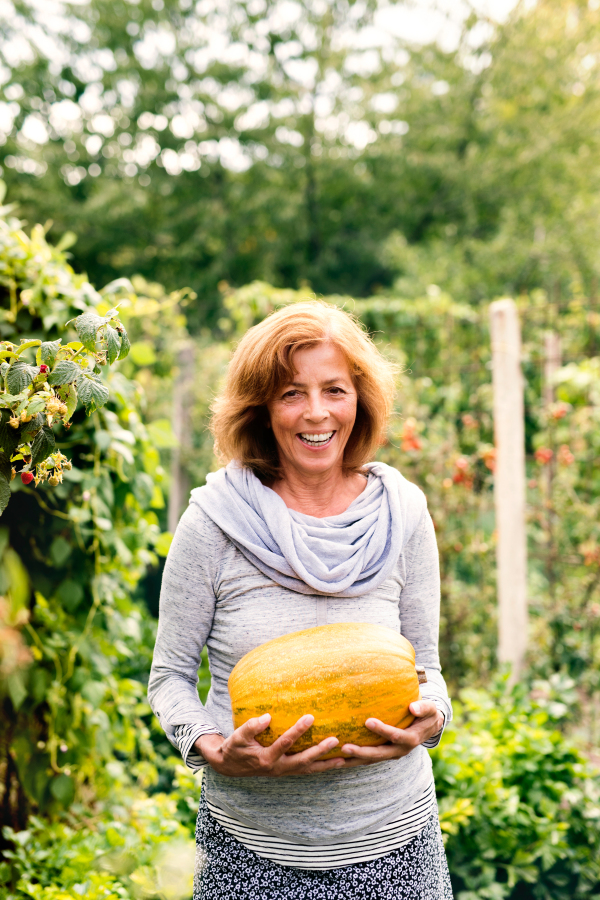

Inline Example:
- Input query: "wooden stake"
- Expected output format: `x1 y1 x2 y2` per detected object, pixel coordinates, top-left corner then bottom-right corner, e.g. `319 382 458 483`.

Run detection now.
543 332 561 407
490 299 528 679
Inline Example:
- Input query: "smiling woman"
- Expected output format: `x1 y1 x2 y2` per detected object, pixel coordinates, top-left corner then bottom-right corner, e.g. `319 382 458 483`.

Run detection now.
210 301 395 487
148 300 454 900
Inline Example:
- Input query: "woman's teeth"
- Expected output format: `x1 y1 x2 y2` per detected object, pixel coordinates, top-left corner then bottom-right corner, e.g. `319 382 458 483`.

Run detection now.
299 432 334 446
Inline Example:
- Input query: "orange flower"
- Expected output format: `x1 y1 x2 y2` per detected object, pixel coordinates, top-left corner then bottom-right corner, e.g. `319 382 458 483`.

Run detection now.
461 413 478 430
481 447 496 472
401 417 422 452
534 447 553 465
452 456 473 488
557 444 575 466
550 403 569 420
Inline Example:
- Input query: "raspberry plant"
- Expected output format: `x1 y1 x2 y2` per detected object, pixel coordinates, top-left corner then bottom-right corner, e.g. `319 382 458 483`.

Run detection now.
0 310 130 513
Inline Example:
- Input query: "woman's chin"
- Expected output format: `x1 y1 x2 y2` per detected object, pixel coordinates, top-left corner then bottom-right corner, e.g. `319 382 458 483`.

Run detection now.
290 451 341 476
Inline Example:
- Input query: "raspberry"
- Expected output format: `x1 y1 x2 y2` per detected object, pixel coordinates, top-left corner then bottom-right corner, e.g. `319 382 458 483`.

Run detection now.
39 364 49 374
21 472 34 485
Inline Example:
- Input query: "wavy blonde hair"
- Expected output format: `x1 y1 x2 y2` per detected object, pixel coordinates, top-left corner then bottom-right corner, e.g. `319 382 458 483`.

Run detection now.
210 301 396 481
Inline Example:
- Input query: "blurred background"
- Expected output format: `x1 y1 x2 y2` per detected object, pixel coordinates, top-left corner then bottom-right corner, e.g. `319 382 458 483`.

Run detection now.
1 0 600 897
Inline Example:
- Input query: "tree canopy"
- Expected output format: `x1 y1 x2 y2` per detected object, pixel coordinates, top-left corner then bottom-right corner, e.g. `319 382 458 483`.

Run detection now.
2 0 600 325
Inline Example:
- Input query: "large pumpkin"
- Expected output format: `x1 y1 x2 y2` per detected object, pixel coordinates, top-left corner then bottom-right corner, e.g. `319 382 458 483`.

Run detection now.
228 622 426 759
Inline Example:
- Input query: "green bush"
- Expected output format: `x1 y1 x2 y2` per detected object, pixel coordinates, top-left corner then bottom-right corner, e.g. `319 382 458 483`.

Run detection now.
0 192 185 829
433 680 600 899
1 775 197 900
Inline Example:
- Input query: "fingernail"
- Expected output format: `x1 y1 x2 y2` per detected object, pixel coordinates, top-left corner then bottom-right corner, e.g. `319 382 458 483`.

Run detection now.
412 703 421 715
326 737 339 748
259 713 271 724
343 747 354 756
303 714 315 726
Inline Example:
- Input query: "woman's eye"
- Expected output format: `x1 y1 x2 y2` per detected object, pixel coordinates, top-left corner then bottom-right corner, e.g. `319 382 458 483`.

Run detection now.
328 387 345 395
282 390 299 399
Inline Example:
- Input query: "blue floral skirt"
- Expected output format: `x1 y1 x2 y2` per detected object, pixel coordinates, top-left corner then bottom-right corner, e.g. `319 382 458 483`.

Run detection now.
194 784 454 900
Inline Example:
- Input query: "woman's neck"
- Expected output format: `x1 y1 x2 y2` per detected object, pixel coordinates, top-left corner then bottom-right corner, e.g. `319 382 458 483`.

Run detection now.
270 466 368 517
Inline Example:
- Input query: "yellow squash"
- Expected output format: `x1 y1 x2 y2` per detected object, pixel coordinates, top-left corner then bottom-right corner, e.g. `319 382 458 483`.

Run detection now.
228 622 425 759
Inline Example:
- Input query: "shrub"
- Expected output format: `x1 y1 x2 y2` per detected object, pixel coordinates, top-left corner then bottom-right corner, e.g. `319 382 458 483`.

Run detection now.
433 679 600 899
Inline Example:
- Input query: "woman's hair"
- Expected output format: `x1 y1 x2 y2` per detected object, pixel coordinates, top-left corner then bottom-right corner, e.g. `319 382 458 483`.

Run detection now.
210 300 397 481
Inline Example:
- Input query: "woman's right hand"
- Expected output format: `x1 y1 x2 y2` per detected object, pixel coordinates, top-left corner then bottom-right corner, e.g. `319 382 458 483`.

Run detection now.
196 714 345 777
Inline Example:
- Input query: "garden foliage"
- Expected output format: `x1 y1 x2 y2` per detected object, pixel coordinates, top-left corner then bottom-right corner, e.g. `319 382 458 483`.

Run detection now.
0 194 182 833
0 179 133 513
1 201 600 899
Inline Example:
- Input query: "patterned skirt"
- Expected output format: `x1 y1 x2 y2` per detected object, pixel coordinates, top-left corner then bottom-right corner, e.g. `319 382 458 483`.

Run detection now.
193 784 454 900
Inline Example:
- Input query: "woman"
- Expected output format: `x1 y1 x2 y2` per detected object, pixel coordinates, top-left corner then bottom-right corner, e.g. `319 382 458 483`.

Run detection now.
148 301 453 899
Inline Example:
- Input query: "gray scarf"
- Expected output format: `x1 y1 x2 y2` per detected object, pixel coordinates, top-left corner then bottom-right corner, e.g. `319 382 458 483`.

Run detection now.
191 461 422 597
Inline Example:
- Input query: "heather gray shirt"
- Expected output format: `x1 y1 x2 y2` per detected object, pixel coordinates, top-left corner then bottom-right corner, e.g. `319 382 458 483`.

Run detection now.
148 474 452 844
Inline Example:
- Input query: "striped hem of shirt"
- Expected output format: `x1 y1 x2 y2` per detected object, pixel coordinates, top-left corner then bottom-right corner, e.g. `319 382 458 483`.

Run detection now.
421 706 447 748
206 780 436 870
174 723 222 771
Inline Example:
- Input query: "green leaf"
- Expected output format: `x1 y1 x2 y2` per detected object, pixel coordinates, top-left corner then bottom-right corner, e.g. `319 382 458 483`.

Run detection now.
117 328 131 361
154 532 174 557
129 341 156 367
0 392 28 408
31 425 55 466
6 361 37 394
15 340 41 356
49 774 74 806
47 360 80 386
76 372 109 414
0 473 11 516
55 230 77 251
58 383 78 422
101 277 134 295
133 472 154 507
0 450 11 482
26 397 46 417
6 671 27 709
21 413 43 442
0 362 9 380
146 418 179 448
0 410 21 455
105 325 121 366
73 312 105 352
40 340 62 367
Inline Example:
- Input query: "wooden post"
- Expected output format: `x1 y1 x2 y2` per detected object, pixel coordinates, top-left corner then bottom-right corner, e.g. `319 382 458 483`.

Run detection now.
490 299 528 679
543 331 561 598
168 343 195 534
543 332 561 407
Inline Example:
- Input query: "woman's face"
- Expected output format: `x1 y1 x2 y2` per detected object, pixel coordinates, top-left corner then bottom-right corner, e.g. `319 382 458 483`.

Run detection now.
266 342 358 480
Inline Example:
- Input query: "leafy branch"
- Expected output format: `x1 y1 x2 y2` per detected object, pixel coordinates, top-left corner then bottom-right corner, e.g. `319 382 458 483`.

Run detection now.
0 308 130 515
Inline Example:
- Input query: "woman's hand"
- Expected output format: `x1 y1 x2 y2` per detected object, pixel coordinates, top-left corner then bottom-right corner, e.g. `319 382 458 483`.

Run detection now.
196 713 347 777
339 700 444 766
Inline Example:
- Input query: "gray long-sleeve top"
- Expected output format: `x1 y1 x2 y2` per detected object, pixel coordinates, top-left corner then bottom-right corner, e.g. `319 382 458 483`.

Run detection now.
148 479 452 845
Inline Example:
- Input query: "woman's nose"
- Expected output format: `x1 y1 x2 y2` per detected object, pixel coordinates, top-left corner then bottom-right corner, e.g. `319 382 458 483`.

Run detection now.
303 393 329 422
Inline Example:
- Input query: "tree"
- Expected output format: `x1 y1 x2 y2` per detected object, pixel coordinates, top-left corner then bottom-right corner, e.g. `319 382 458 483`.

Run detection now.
8 0 600 323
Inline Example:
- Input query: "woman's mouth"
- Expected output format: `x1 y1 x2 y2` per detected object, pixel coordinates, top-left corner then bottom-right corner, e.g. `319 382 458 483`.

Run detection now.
297 431 335 448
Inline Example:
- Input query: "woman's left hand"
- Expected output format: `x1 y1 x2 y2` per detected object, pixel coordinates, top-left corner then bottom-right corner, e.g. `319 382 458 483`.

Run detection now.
339 700 444 766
